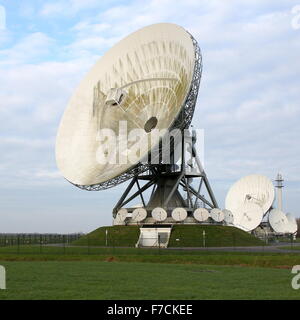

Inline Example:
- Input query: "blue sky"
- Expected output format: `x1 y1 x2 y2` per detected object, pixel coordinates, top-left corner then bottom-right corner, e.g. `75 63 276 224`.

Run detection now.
0 0 300 233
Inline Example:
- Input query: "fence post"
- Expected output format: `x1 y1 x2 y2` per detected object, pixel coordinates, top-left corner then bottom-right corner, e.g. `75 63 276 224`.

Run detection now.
63 235 66 255
203 230 206 248
158 234 161 254
40 235 42 254
17 234 20 254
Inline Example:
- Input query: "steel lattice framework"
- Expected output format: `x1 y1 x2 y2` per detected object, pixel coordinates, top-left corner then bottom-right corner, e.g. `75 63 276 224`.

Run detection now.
74 35 203 191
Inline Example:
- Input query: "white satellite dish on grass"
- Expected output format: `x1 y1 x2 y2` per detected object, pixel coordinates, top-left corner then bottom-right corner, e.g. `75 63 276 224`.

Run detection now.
132 208 147 222
285 213 298 234
234 203 264 232
116 208 128 223
56 23 196 187
223 209 234 224
210 208 224 222
152 207 167 222
225 174 275 230
172 208 187 221
56 23 219 223
269 209 289 233
193 208 209 222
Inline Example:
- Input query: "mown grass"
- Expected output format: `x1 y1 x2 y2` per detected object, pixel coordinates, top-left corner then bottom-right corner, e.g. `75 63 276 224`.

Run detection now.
73 225 140 247
0 246 299 269
169 225 264 247
0 261 299 300
72 224 265 247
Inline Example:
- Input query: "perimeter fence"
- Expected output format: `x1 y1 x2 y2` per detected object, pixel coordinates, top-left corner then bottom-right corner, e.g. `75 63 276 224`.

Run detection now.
0 233 297 255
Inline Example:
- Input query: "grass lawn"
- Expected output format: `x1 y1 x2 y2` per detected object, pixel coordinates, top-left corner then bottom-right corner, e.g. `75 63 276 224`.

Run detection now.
0 247 300 268
0 260 299 300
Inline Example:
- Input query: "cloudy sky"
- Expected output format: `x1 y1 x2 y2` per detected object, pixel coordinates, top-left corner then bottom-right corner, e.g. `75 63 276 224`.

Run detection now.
0 0 300 233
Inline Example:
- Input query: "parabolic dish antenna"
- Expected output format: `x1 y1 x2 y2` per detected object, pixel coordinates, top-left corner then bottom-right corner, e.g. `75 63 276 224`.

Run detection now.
286 213 298 234
223 209 234 224
152 207 167 222
132 208 147 222
56 23 198 189
234 203 263 232
116 208 128 222
210 208 224 222
269 209 289 233
225 174 275 224
193 208 209 222
171 208 187 221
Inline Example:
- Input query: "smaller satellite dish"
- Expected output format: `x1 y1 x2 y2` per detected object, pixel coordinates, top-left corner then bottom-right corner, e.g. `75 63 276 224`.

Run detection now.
152 207 167 222
193 208 209 222
269 209 289 233
223 209 234 224
172 208 188 221
210 208 224 222
234 203 263 231
286 213 298 234
225 175 275 222
116 208 128 222
132 208 147 222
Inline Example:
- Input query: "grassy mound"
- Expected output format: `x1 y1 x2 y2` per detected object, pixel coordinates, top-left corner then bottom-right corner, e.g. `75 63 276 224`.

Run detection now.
73 224 264 248
168 225 264 247
72 225 140 247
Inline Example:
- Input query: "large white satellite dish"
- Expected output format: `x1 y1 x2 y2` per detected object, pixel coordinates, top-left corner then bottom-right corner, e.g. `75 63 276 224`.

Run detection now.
269 209 289 233
132 207 147 222
56 22 220 222
152 207 167 222
285 213 297 234
210 208 224 222
234 203 263 232
193 208 209 222
56 23 196 187
171 208 187 221
225 174 275 227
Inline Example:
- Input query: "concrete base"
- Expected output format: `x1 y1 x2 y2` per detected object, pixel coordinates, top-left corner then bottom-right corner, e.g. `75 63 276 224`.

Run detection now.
136 226 172 248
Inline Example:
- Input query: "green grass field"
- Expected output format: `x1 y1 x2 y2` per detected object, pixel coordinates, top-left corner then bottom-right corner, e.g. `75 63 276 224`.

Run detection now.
0 260 299 300
0 227 298 300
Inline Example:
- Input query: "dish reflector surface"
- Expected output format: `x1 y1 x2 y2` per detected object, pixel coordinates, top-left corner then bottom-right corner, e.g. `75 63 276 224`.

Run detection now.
225 174 275 225
210 208 224 222
193 208 209 222
152 207 167 222
286 213 298 234
132 207 147 222
223 209 234 224
234 203 263 231
116 208 128 222
171 208 187 221
269 209 289 233
56 23 197 187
